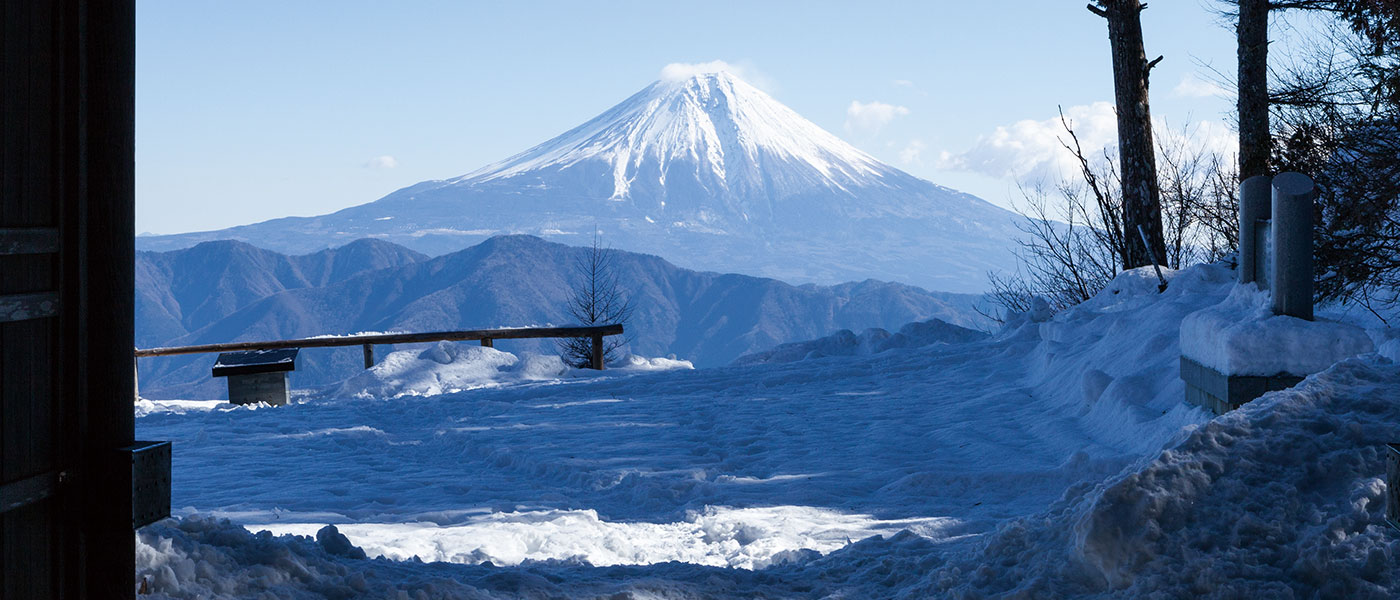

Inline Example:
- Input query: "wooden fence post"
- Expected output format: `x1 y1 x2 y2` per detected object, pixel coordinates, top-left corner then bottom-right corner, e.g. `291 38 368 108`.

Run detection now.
590 334 604 370
362 344 374 369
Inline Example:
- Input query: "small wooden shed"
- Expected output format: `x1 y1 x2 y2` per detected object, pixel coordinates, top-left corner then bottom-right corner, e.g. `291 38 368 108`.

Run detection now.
212 348 299 406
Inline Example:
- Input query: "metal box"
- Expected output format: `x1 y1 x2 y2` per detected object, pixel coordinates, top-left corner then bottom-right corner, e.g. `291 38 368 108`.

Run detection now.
1388 444 1400 531
126 441 171 529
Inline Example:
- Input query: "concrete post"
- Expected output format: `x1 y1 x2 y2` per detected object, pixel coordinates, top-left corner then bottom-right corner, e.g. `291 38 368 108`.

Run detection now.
1238 175 1272 285
1271 172 1315 320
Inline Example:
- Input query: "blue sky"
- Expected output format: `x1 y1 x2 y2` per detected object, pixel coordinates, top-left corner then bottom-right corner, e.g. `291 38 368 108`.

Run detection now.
137 0 1243 235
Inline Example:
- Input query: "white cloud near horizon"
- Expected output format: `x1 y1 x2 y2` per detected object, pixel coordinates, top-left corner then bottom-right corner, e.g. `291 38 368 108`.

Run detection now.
939 102 1238 184
1173 73 1231 99
899 140 927 165
364 155 399 170
844 101 911 136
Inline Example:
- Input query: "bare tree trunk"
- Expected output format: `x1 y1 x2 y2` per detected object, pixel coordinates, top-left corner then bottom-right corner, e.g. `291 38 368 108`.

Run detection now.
1238 0 1271 179
1090 0 1166 269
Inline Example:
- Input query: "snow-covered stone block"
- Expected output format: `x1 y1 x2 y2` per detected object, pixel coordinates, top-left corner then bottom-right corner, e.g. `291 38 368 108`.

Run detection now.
1180 356 1303 415
1179 284 1372 378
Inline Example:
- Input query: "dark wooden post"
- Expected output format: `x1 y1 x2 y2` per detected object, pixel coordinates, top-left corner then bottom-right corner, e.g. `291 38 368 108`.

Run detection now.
590 334 605 370
481 338 493 348
362 344 374 369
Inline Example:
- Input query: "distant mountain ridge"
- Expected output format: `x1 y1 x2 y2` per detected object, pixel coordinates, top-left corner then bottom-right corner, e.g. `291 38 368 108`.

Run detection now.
135 235 987 399
136 71 1019 293
732 318 991 366
136 238 427 348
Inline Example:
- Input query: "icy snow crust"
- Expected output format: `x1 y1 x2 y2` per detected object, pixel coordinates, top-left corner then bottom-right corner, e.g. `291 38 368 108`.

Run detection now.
135 264 1400 597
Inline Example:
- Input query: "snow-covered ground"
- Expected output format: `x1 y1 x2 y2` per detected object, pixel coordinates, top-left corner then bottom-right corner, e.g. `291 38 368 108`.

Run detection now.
134 263 1400 598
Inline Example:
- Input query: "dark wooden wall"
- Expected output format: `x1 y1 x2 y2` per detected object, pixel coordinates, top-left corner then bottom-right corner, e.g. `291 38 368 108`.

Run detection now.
2 1 136 598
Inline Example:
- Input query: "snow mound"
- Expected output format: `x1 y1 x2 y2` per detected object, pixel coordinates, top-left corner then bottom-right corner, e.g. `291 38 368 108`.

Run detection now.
1025 264 1233 455
1073 357 1400 594
1180 283 1374 376
613 354 695 372
133 398 230 418
904 355 1400 598
732 318 987 365
1383 338 1400 363
321 342 691 399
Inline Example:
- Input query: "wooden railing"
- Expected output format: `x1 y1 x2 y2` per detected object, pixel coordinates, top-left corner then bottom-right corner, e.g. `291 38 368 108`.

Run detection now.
134 324 625 370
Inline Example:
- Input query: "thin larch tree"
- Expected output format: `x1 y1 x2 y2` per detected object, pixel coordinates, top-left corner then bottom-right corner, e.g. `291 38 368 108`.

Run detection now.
558 233 634 368
1089 0 1168 270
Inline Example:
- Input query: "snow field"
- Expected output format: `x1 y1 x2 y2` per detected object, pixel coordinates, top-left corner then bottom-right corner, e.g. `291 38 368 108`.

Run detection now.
133 263 1400 597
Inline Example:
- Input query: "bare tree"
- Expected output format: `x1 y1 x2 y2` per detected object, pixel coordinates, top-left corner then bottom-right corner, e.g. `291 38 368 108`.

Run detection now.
1088 0 1168 269
982 114 1240 322
557 234 634 368
1156 122 1241 266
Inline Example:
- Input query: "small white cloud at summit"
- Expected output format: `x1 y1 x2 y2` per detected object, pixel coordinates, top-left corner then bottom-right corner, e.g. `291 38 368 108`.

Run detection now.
658 60 775 91
364 155 399 170
844 101 910 136
660 60 741 81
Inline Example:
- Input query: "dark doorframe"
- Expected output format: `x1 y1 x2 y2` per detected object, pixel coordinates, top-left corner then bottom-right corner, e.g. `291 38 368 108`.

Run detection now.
2 1 137 597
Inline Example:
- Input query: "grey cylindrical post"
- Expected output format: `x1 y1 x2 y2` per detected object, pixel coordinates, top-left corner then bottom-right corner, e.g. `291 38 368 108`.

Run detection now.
1238 175 1272 284
1271 172 1315 320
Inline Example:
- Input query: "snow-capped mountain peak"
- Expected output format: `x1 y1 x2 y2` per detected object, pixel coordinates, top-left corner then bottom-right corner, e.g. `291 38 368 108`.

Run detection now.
455 71 891 206
136 67 1023 293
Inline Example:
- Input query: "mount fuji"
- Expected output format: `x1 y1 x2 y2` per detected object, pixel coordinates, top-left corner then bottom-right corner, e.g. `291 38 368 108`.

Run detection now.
139 71 1021 292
